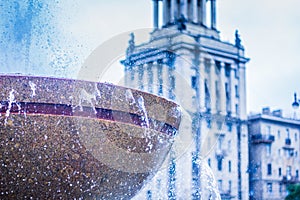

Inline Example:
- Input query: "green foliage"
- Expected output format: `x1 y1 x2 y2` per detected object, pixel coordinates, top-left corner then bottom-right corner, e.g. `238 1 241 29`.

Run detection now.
285 184 300 200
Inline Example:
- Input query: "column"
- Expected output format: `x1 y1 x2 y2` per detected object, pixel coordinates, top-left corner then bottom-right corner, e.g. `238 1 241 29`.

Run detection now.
153 0 159 29
147 62 154 93
168 67 175 100
230 66 235 117
209 60 216 114
157 60 163 96
124 67 129 87
201 0 207 26
163 0 170 25
197 0 202 24
162 62 169 99
192 0 198 23
220 63 226 115
138 65 144 91
181 0 188 19
239 64 247 120
171 0 177 22
211 0 216 29
199 58 206 112
133 65 139 89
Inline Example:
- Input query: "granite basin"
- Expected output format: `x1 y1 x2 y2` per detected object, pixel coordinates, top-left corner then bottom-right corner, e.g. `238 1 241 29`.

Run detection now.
0 75 181 199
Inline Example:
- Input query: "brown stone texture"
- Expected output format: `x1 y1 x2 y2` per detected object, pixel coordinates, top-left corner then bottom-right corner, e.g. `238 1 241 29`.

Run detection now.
0 75 181 199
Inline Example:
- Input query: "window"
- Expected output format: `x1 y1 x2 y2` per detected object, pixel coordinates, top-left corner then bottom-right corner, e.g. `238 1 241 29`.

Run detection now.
206 119 211 128
147 190 152 200
278 149 281 156
216 81 220 111
287 129 290 138
295 133 298 141
191 76 197 89
278 130 281 139
235 104 239 115
287 166 292 176
217 136 224 151
170 76 175 89
279 168 282 176
267 164 272 175
225 63 231 77
215 61 221 75
296 170 299 178
217 121 222 130
235 85 239 98
267 145 273 157
205 79 211 112
157 65 163 95
169 76 175 100
228 161 232 173
228 180 232 192
204 58 210 73
267 183 272 193
217 158 223 171
228 140 231 151
218 180 223 191
208 158 211 167
227 123 232 132
225 83 230 99
158 84 163 95
234 68 239 79
279 183 282 193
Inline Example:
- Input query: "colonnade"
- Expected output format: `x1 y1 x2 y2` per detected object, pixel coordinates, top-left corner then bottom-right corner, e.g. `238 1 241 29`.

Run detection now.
126 61 175 100
153 0 217 29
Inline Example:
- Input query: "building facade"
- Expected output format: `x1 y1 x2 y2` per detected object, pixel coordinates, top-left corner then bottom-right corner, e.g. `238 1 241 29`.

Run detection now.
122 0 249 199
248 108 300 200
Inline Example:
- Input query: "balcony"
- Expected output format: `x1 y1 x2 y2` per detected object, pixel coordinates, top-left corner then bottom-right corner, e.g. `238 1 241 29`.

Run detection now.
281 175 299 184
285 138 291 145
220 190 235 200
251 134 275 144
216 149 227 159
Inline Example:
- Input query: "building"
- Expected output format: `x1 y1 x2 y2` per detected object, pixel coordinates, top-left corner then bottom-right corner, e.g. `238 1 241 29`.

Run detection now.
121 0 250 199
248 107 300 200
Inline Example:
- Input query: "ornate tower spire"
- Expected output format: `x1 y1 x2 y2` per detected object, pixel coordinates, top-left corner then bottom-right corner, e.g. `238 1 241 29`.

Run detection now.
152 0 217 29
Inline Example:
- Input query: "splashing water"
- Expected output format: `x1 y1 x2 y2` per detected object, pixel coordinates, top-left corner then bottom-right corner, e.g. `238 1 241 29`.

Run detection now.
137 96 149 128
5 89 16 124
29 81 37 97
0 1 81 77
125 89 136 105
79 89 97 114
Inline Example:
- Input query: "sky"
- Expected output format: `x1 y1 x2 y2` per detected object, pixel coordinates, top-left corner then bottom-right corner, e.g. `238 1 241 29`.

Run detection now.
2 0 300 116
70 0 300 116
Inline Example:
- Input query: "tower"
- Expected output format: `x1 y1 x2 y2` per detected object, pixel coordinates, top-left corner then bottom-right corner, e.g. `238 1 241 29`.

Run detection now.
122 0 250 199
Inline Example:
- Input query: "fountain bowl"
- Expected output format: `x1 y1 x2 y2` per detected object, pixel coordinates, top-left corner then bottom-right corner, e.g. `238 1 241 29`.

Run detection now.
0 75 181 199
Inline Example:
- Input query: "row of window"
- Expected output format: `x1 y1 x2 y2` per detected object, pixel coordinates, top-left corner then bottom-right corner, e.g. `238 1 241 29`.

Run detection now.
131 64 177 99
267 164 298 177
192 77 239 96
192 76 240 114
266 144 298 158
205 120 234 132
266 182 285 193
217 179 232 192
208 158 232 173
265 126 299 142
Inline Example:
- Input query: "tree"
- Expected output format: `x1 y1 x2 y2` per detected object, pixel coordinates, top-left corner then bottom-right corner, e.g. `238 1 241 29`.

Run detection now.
286 184 300 200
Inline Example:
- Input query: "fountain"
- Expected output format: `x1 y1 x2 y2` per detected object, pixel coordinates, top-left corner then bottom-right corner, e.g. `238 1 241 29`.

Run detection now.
0 1 185 199
0 75 181 199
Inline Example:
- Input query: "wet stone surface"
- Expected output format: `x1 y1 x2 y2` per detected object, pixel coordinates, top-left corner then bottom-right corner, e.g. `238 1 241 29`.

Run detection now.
0 75 181 199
